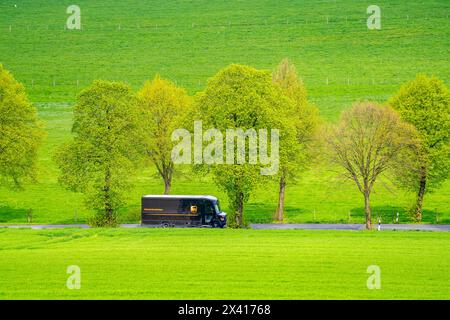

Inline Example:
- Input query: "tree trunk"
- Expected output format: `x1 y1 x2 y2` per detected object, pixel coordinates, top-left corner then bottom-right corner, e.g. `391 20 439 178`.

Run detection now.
364 191 372 230
104 167 114 224
414 168 427 222
274 175 286 221
234 192 244 228
163 177 171 195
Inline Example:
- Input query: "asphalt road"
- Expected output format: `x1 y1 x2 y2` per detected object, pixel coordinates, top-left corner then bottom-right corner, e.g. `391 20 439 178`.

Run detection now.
1 223 449 231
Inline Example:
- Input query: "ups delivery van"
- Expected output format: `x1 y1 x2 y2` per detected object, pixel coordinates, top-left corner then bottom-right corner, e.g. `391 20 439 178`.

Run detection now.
141 195 227 228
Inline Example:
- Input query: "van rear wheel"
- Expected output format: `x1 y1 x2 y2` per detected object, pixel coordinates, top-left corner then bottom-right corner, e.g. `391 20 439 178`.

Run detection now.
161 222 170 228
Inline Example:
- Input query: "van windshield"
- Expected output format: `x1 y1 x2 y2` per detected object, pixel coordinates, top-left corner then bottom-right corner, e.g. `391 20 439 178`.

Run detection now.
214 201 221 214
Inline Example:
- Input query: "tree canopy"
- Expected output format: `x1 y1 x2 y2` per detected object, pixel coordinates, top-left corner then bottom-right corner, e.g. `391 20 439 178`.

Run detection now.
138 75 191 194
388 74 450 221
0 64 44 187
55 80 144 226
272 58 320 221
195 64 293 227
325 102 420 229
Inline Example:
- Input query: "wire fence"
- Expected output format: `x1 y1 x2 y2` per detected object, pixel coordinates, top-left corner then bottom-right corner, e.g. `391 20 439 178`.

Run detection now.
3 12 447 90
2 12 449 32
16 76 423 90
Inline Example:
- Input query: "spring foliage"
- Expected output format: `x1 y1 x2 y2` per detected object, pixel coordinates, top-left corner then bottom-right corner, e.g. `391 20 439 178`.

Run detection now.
55 80 144 226
389 74 450 192
195 64 295 227
138 75 191 194
0 64 44 187
272 59 320 221
326 102 420 229
389 75 450 220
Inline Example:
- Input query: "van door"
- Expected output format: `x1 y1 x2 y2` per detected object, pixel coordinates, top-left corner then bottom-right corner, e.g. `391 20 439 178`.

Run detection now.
202 200 215 225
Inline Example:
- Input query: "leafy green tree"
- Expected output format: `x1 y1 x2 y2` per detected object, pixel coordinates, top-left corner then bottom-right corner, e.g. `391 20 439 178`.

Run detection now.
55 80 144 226
195 64 293 228
272 58 319 221
389 75 450 221
325 103 420 229
138 75 191 194
0 64 44 187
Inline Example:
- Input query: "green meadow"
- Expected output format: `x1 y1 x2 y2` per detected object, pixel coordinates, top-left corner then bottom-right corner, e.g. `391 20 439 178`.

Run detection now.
0 0 449 224
0 228 449 299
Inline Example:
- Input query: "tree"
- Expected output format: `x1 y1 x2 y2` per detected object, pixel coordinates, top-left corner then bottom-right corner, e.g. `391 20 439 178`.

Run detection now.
55 80 144 226
325 102 420 229
138 75 191 194
388 75 450 221
194 64 292 228
272 58 319 221
0 64 44 187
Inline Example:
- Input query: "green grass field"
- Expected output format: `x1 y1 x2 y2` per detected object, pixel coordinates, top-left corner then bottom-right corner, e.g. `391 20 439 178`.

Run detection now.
0 228 449 299
0 0 449 225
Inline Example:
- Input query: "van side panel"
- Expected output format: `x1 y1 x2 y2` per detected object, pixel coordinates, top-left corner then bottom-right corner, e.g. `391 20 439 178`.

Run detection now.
141 198 203 226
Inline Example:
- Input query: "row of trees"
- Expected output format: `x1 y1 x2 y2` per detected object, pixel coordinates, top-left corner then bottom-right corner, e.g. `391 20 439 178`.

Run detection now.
327 74 449 228
0 62 448 229
54 77 192 226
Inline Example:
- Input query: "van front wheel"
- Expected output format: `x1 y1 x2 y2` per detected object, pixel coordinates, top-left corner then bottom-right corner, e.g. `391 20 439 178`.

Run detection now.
211 221 221 228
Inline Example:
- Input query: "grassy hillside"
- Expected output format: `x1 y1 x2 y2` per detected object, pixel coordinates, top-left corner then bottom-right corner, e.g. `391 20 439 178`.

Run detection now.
1 0 448 117
0 0 449 224
0 228 449 299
